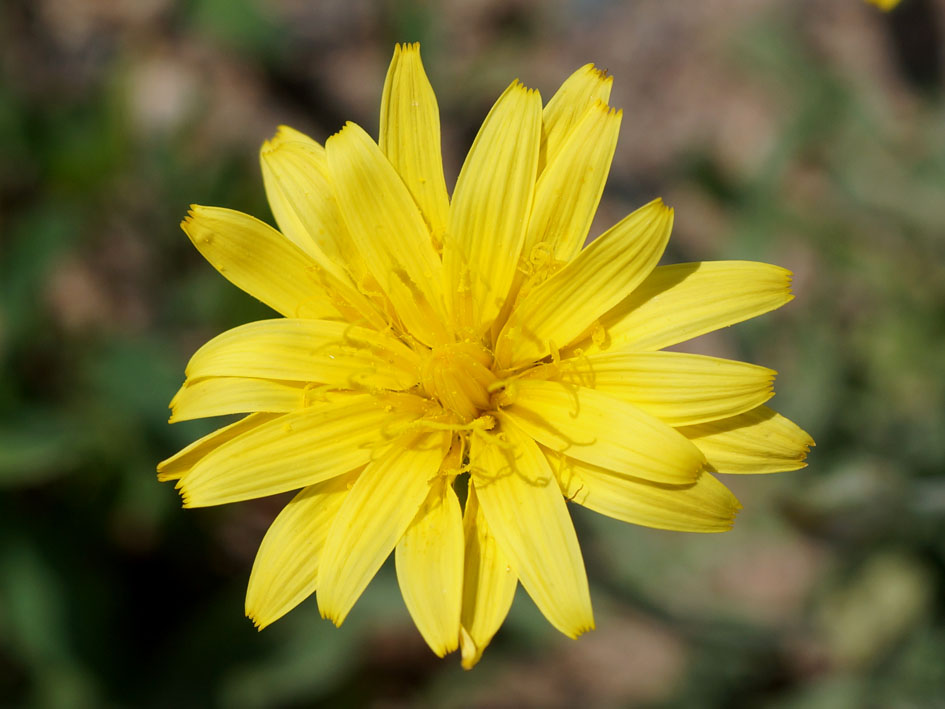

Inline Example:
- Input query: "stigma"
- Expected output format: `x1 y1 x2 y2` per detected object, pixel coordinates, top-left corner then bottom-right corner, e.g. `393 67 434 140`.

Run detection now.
420 341 497 422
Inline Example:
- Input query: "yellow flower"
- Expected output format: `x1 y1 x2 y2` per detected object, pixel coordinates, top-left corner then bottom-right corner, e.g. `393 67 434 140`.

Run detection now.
865 0 901 9
159 43 813 668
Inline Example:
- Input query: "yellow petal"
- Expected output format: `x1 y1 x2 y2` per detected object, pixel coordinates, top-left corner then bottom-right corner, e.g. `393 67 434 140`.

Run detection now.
326 122 448 346
498 379 705 485
181 206 340 320
496 199 672 369
245 471 358 629
260 127 368 282
547 451 741 532
169 377 310 422
184 318 421 391
541 64 613 171
470 419 593 638
260 130 390 331
548 351 776 427
395 476 464 657
444 81 542 337
157 412 278 482
267 124 321 149
176 393 428 507
494 99 620 334
585 261 794 354
528 101 621 264
379 43 450 247
317 431 450 625
459 483 517 670
678 405 814 474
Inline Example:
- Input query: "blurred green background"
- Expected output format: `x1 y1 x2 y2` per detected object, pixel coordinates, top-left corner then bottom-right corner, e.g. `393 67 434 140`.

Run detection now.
2 0 945 706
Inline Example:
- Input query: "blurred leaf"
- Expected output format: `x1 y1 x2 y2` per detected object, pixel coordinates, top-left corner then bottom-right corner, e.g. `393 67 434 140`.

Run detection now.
0 206 77 349
769 676 865 709
0 539 68 663
83 336 185 427
817 553 933 669
189 0 281 56
0 421 75 488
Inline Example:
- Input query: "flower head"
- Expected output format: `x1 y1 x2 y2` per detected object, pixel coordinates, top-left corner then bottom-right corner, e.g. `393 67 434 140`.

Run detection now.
159 43 813 668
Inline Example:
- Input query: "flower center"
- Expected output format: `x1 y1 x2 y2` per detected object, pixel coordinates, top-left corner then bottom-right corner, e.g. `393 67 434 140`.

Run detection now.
420 341 497 422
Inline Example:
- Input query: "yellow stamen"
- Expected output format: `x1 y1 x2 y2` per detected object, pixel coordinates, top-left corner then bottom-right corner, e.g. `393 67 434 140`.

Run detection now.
421 341 497 422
